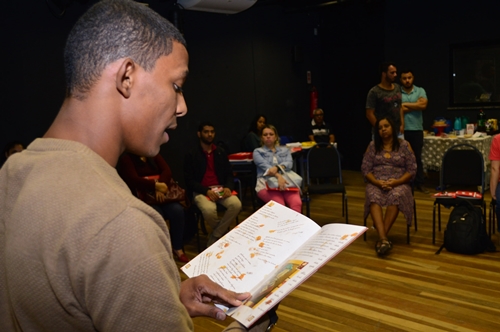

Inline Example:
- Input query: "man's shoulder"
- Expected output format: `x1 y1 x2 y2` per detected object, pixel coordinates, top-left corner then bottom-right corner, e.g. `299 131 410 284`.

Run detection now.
15 139 120 182
368 84 399 94
185 145 202 157
413 85 427 97
2 140 166 239
214 145 229 158
312 122 331 129
367 85 380 94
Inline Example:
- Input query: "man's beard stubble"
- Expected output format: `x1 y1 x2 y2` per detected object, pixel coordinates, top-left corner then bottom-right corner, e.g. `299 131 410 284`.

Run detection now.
200 137 214 145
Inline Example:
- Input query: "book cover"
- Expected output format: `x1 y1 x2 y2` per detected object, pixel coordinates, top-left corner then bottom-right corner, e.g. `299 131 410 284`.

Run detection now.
433 191 482 199
433 192 457 198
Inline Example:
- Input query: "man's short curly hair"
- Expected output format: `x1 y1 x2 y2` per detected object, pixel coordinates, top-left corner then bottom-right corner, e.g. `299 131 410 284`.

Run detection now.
64 0 186 100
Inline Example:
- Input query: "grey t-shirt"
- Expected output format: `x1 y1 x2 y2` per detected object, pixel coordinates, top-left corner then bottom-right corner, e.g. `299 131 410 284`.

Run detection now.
366 83 402 131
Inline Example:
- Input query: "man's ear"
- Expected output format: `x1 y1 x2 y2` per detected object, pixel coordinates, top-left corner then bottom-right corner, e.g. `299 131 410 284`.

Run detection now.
197 132 201 138
116 58 135 98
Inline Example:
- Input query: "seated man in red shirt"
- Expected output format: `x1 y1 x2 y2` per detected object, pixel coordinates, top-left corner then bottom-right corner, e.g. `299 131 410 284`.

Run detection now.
184 122 242 247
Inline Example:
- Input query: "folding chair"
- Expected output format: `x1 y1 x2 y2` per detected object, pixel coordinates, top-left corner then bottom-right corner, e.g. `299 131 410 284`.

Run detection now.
304 142 348 223
432 144 486 244
363 182 417 244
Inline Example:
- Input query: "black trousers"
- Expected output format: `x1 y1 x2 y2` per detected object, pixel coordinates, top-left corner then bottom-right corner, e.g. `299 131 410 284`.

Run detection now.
404 130 424 186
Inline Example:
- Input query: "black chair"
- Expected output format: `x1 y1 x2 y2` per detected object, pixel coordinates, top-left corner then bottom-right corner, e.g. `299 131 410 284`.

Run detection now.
432 144 486 244
363 182 417 244
193 178 243 252
230 160 257 211
191 204 207 252
304 142 347 223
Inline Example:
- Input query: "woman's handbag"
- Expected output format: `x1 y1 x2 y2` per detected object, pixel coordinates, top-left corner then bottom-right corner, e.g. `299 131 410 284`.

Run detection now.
265 165 302 194
136 175 186 205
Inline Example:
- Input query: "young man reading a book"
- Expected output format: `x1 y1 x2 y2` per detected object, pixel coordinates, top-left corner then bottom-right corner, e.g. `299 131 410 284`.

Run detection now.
0 1 275 331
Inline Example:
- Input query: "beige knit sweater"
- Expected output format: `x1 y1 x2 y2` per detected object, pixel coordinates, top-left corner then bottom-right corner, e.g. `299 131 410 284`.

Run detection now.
0 138 193 331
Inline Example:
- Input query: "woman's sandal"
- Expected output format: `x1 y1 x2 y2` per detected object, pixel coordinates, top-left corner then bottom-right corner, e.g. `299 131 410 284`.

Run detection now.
375 239 392 255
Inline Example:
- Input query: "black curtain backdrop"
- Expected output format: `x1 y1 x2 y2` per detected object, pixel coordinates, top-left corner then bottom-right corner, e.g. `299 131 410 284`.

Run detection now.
2 0 499 176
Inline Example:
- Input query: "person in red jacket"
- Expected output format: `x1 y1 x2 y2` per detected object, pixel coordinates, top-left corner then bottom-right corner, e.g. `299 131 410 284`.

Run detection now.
119 153 189 262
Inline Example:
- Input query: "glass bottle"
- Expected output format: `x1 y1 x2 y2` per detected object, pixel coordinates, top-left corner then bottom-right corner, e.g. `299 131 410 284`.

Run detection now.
477 109 486 132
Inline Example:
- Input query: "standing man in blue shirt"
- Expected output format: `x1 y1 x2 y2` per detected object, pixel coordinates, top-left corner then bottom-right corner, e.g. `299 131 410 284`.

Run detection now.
401 69 429 194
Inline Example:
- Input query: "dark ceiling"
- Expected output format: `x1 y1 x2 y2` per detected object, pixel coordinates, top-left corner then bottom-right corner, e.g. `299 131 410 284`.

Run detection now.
255 0 349 10
253 0 382 13
44 0 376 20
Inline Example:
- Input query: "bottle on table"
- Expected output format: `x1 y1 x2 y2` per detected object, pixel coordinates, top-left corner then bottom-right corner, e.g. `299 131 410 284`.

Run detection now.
477 109 486 132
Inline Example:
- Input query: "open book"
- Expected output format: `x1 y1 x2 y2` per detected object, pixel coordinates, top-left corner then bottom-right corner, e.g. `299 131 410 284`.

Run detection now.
181 201 367 327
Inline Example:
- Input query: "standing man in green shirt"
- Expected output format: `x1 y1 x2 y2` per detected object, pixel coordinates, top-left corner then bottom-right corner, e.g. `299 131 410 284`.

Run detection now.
366 62 404 136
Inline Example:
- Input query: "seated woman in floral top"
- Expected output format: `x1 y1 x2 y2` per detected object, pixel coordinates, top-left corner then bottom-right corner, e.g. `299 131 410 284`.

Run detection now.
361 116 416 256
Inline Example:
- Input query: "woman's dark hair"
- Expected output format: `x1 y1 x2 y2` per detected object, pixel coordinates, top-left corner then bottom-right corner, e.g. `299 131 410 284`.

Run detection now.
248 114 267 134
373 117 400 153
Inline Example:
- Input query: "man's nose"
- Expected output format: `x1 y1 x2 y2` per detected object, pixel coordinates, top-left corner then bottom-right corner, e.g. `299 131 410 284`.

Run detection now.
176 95 188 117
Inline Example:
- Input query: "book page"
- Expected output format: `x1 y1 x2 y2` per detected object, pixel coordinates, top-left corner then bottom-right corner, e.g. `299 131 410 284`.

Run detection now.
181 201 321 295
228 223 366 327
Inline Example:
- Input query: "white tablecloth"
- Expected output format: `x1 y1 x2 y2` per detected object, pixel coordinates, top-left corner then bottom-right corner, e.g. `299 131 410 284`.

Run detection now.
422 135 493 172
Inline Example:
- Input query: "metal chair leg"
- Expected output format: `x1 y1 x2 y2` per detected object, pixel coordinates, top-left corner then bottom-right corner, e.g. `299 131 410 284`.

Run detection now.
414 199 418 231
306 193 311 217
363 214 367 241
432 203 437 245
342 192 345 217
407 225 410 244
345 195 348 224
492 200 497 235
438 204 442 231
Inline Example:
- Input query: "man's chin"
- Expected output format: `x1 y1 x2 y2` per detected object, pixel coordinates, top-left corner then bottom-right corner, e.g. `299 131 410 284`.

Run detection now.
125 148 158 158
201 139 214 145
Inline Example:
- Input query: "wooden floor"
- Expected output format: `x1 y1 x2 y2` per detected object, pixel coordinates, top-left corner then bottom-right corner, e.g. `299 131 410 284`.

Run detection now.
179 170 500 332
